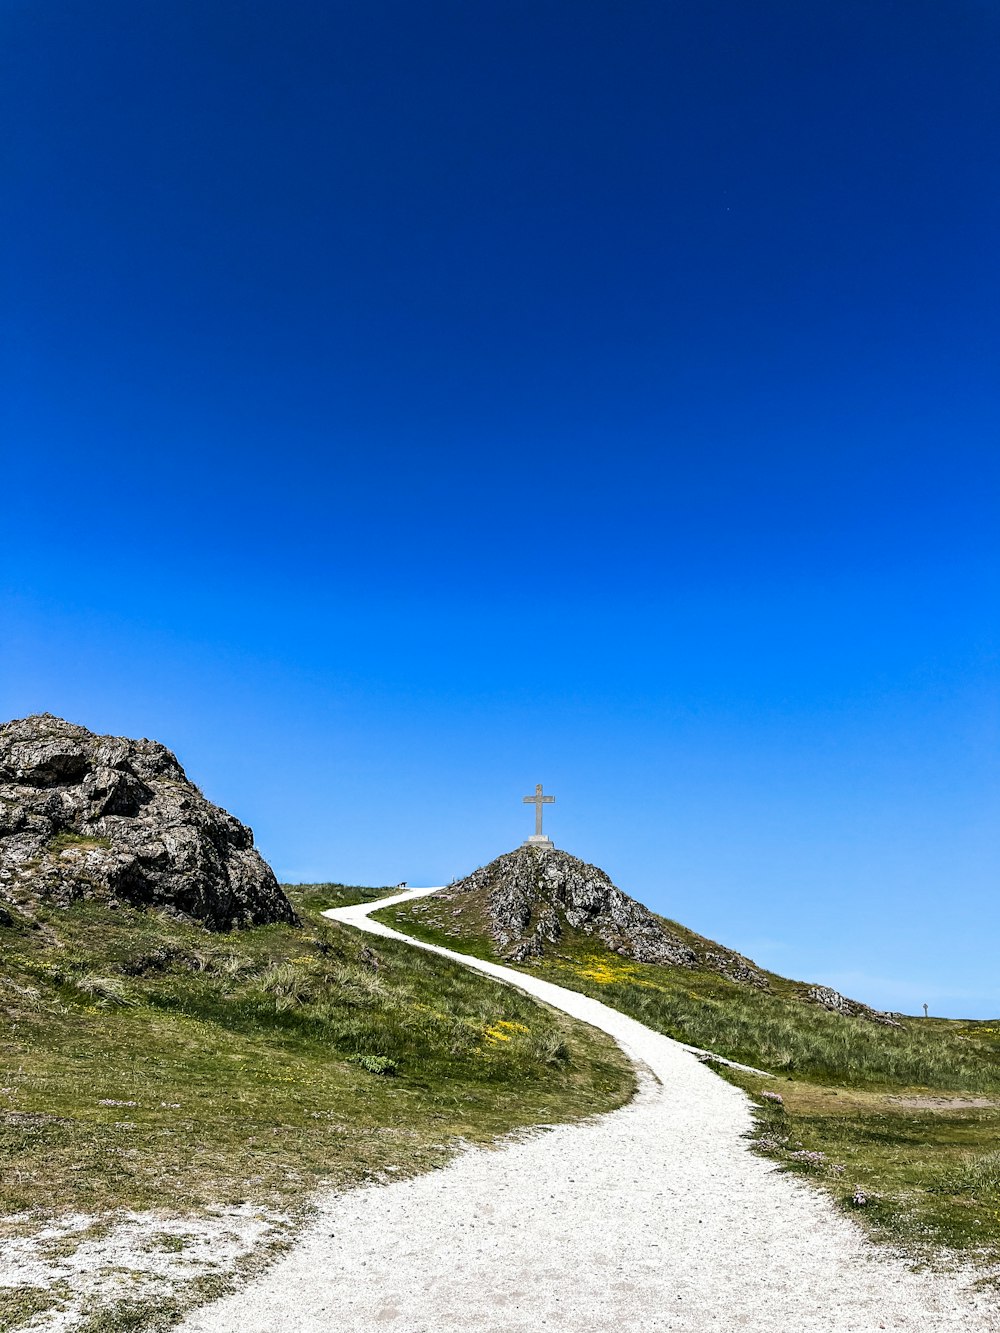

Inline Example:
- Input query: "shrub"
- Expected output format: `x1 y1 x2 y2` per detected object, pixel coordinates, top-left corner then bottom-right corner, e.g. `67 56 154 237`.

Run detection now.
347 1053 399 1076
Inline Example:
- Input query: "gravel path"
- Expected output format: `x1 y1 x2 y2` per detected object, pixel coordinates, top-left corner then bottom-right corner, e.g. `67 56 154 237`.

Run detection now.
180 888 998 1332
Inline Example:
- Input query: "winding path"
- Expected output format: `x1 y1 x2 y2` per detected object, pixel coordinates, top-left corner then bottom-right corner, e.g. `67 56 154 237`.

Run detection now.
181 888 997 1332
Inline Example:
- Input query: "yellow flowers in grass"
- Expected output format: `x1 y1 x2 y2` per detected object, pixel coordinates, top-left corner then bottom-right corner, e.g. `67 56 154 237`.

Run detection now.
575 956 637 985
481 1020 530 1046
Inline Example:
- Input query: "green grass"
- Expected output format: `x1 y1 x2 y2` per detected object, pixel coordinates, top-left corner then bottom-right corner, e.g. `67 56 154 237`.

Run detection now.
0 883 633 1328
47 832 113 853
280 881 399 912
726 1072 1000 1259
0 886 633 1222
1 1285 68 1329
74 1275 232 1333
379 893 1000 1265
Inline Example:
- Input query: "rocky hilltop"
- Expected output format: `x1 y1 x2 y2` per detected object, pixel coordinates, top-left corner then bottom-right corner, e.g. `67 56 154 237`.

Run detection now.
441 845 767 984
0 714 296 931
425 845 899 1024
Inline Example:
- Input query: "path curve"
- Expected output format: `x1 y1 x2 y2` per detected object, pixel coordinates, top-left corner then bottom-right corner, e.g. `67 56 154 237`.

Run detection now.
181 888 998 1332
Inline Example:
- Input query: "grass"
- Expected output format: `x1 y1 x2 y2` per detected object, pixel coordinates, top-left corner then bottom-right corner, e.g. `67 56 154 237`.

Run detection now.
280 882 400 912
726 1072 1000 1259
0 886 632 1217
0 882 633 1329
74 1275 232 1333
379 892 1000 1266
2 1284 67 1328
47 832 113 853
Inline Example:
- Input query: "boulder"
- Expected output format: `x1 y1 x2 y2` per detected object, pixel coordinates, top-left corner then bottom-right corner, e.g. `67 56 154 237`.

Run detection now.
0 714 296 931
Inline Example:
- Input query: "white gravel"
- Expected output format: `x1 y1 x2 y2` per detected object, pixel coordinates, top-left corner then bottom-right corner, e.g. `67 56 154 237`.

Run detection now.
1 1203 292 1330
178 888 998 1333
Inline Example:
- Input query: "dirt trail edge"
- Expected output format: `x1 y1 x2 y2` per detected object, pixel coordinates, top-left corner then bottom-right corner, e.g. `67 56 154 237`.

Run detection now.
179 886 998 1333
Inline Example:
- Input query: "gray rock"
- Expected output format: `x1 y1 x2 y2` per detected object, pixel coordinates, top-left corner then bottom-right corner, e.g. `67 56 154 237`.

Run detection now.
445 845 763 977
0 714 296 932
803 983 901 1028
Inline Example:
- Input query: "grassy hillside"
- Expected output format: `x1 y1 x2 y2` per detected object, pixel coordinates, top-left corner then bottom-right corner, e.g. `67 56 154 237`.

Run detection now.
0 882 632 1330
379 892 1000 1267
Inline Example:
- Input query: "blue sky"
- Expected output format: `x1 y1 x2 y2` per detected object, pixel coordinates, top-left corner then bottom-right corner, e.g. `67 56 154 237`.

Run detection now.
3 1 998 1015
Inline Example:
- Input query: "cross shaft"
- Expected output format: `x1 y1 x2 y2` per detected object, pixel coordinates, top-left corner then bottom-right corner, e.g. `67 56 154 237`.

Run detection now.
523 782 555 837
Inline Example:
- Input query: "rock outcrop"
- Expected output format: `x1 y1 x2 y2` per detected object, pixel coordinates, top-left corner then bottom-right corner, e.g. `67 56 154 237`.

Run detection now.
0 714 296 931
442 845 767 983
435 847 902 1020
804 984 901 1028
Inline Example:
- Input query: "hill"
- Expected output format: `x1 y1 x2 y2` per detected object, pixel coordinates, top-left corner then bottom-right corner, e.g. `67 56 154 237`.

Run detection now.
433 845 895 1023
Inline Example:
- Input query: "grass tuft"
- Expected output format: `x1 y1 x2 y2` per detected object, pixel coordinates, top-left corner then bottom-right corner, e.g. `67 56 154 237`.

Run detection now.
944 1148 1000 1199
69 974 139 1008
47 832 112 853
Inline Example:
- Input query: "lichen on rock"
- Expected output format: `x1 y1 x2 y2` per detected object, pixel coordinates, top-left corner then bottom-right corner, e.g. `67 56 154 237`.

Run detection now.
0 713 296 931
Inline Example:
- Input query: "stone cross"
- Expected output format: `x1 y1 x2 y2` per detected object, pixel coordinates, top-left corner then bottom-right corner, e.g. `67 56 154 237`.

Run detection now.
523 783 555 838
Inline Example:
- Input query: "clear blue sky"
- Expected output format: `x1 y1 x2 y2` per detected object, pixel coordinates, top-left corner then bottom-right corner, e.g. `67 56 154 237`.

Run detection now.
3 1 998 1015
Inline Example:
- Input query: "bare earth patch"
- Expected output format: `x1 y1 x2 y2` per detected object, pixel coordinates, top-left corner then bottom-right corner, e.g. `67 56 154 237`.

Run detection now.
885 1096 1000 1110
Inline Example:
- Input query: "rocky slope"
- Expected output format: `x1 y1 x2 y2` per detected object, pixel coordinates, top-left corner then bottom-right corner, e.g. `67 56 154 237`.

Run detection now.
429 845 899 1024
0 714 296 931
440 845 767 983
